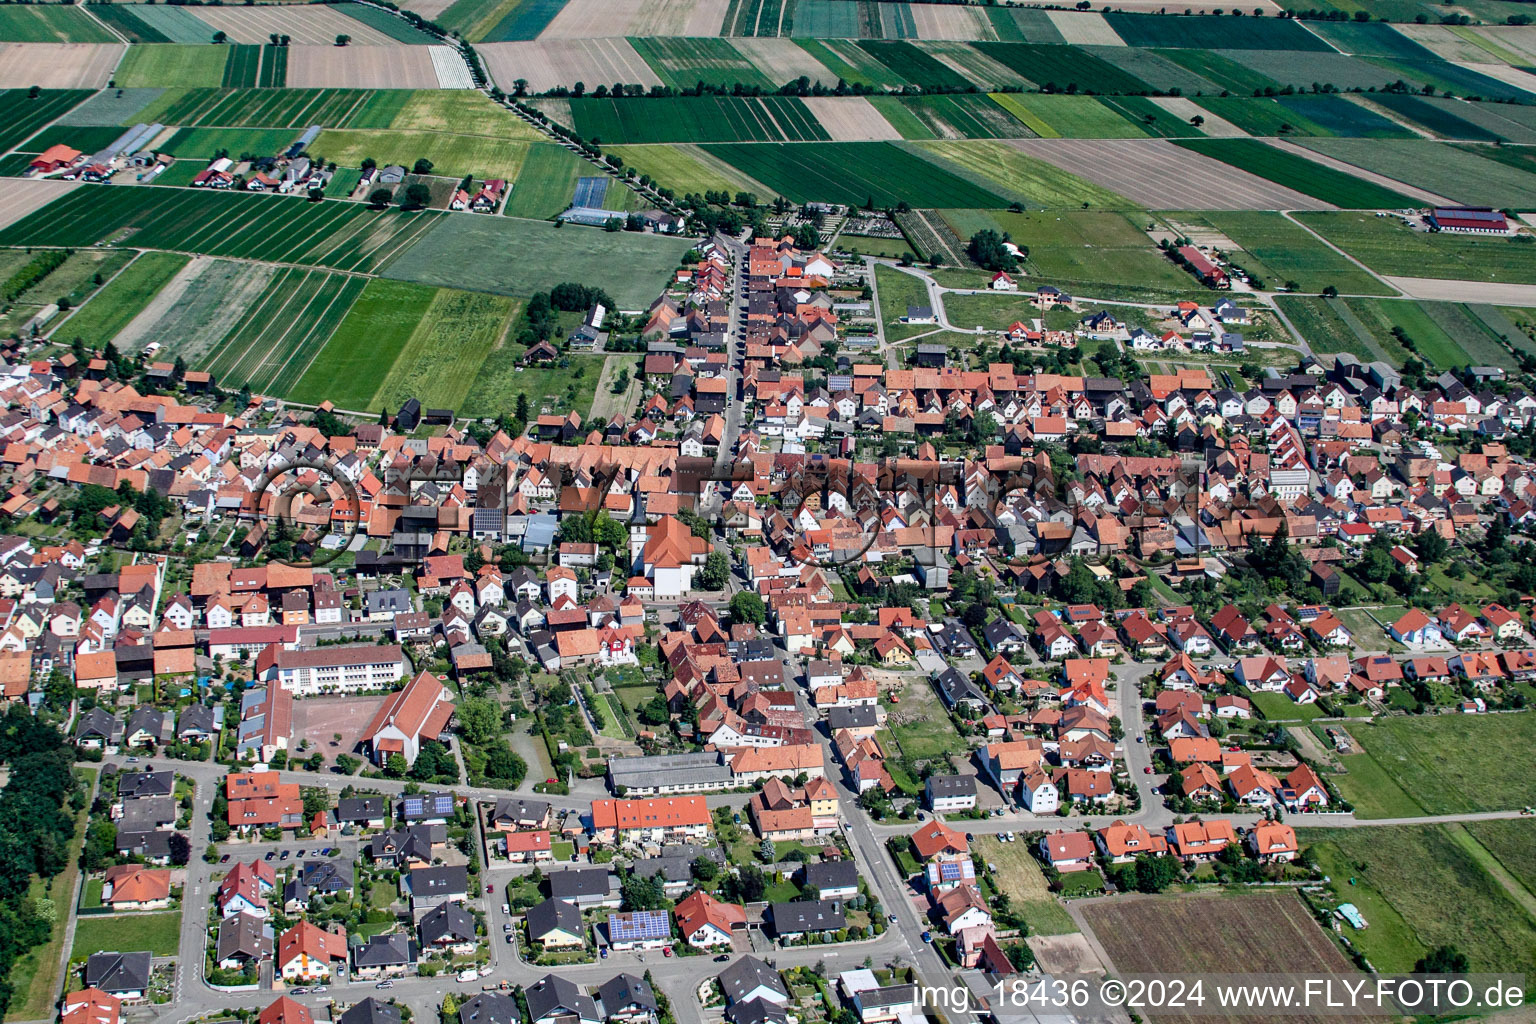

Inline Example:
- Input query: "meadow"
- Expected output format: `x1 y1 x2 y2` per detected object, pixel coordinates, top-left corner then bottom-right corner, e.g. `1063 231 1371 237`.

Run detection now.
1296 210 1536 283
567 96 829 143
974 42 1149 93
0 4 115 43
372 288 519 411
51 251 190 348
0 89 92 152
314 129 531 180
199 268 367 394
380 215 692 308
289 279 435 409
1340 712 1536 816
71 913 182 959
1177 210 1390 294
1273 294 1378 361
1464 819 1536 896
114 45 235 88
0 188 442 275
873 264 932 341
1299 138 1536 208
702 140 1008 207
502 143 587 219
1173 138 1418 208
1300 824 1536 974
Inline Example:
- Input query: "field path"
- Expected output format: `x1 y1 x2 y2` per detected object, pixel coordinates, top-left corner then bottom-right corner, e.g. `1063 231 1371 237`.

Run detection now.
1265 138 1455 206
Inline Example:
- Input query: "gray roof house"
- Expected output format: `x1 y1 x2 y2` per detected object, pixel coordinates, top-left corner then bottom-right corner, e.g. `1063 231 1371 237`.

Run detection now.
769 900 846 938
419 901 476 947
549 867 618 908
526 974 600 1024
216 911 272 967
718 956 789 1006
459 993 520 1024
341 999 402 1024
800 861 859 899
353 932 415 977
84 951 152 997
118 769 174 800
525 897 584 946
406 865 468 905
597 974 658 1024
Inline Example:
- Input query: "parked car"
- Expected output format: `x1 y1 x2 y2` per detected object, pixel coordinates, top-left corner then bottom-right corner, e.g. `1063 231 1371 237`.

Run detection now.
1143 766 1153 774
663 946 673 957
714 954 731 963
600 947 609 959
220 854 230 863
375 982 393 990
921 931 932 943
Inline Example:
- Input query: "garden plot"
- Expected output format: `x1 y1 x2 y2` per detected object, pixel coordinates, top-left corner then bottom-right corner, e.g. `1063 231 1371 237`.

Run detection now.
193 5 402 45
733 36 840 84
0 43 121 88
0 179 79 232
540 0 726 35
1151 95 1244 136
479 40 662 92
907 4 993 40
1008 138 1331 210
285 44 446 87
1044 10 1123 45
802 96 900 139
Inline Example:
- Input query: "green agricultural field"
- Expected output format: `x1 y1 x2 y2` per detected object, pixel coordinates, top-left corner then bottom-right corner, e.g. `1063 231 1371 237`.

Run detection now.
567 96 829 144
942 209 1195 298
200 268 367 394
1277 95 1412 138
702 140 1008 207
1173 138 1417 208
788 0 862 38
1391 300 1498 366
973 42 1149 94
1176 210 1389 294
13 125 132 155
631 38 775 91
1218 49 1407 92
372 288 519 411
314 129 530 180
162 126 310 160
856 41 972 90
473 0 569 40
336 2 438 42
874 264 933 342
1366 92 1502 141
1300 824 1536 973
1433 101 1536 146
1274 295 1378 360
72 913 181 959
914 141 1132 208
1342 712 1536 816
1305 20 1441 60
0 249 134 338
1191 96 1333 138
607 143 770 197
880 94 1032 140
389 90 541 137
290 279 434 409
1298 138 1536 208
1334 296 1447 365
917 42 1029 90
1081 45 1218 96
90 5 175 43
0 89 93 152
502 143 586 219
1464 819 1536 897
55 87 163 127
989 93 1144 138
0 4 115 42
0 188 442 275
222 44 260 88
52 252 190 348
1097 95 1194 138
1296 210 1536 283
115 45 235 88
1103 12 1330 50
1367 55 1528 102
795 39 905 88
260 44 288 87
1157 48 1279 94
865 97 933 139
137 88 404 129
380 214 692 308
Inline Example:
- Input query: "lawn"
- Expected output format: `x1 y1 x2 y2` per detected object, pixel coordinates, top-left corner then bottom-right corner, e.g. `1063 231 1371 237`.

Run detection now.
874 264 933 342
701 140 1009 207
1299 823 1536 973
380 214 691 309
1299 138 1536 208
51 252 190 349
971 835 1076 935
71 912 182 959
567 96 829 144
1172 138 1418 209
314 130 532 181
1296 210 1536 284
1246 689 1323 723
912 141 1132 209
0 89 93 153
882 675 966 762
0 187 442 275
1339 712 1536 816
115 44 233 88
1175 210 1390 295
0 4 116 42
1331 749 1426 819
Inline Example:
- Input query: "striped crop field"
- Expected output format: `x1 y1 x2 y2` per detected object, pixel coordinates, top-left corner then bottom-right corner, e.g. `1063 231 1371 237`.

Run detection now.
702 139 1009 206
137 88 413 128
201 267 367 393
0 89 92 152
222 44 261 88
0 188 442 275
568 95 829 143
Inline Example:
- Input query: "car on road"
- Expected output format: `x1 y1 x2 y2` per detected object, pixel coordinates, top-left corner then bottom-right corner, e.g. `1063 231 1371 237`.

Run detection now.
505 934 514 944
264 851 275 860
546 778 557 784
375 982 393 990
1143 766 1153 774
297 849 305 857
663 946 673 957
502 923 512 932
280 850 290 861
292 989 307 996
965 833 973 842
1136 736 1143 743
921 931 932 943
126 757 139 763
887 914 897 923
485 884 494 894
220 854 230 863
714 954 731 962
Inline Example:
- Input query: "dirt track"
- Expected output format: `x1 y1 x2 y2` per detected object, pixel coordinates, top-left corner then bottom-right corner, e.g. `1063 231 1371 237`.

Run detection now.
1009 138 1335 211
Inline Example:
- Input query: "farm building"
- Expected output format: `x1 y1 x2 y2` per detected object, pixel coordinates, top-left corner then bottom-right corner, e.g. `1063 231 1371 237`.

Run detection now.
30 144 82 174
1427 207 1509 235
1176 245 1228 288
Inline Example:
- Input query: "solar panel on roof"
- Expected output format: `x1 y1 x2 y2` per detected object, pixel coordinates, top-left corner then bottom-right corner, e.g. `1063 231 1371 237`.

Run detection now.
608 910 669 941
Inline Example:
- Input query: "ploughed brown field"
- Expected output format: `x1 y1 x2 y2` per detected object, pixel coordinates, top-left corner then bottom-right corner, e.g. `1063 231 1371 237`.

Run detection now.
1080 891 1385 1024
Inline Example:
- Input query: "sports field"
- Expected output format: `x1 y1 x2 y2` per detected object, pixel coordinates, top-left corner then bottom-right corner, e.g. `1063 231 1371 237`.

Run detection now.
0 89 92 152
1173 138 1416 208
0 188 441 275
702 140 1008 207
1297 210 1536 283
381 214 692 308
567 96 829 143
52 251 190 348
1300 824 1536 974
0 4 115 43
114 44 234 88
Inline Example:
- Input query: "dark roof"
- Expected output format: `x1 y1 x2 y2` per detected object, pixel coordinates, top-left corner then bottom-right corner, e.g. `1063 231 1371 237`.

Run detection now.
84 951 152 993
525 897 583 940
353 932 414 968
719 957 788 1005
337 797 386 823
549 867 611 900
801 860 858 890
408 865 468 899
118 768 174 800
216 912 271 962
526 973 599 1024
770 900 846 934
459 993 520 1024
419 901 475 945
342 999 403 1024
598 974 657 1016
